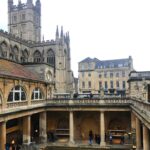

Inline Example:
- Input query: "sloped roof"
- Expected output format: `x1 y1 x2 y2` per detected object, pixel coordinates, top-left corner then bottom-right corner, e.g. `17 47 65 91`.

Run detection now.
79 57 100 63
95 58 129 69
0 59 41 81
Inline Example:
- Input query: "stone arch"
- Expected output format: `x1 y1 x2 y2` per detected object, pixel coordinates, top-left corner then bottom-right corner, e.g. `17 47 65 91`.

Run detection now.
0 41 9 58
46 70 53 81
47 49 55 66
7 85 27 102
12 45 19 61
33 50 42 63
21 49 29 62
80 116 99 140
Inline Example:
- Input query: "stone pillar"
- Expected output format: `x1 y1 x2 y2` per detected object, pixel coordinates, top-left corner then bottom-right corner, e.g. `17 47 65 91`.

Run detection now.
23 115 31 144
100 111 106 147
39 111 47 143
143 125 150 150
0 121 6 150
69 111 74 144
136 117 142 149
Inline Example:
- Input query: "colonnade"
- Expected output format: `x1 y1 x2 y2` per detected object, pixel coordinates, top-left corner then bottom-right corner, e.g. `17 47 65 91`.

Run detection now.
136 117 150 150
0 111 150 150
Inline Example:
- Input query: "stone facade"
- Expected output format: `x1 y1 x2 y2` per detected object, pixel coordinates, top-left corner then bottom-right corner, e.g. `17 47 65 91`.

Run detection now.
0 0 74 94
128 71 150 102
78 56 133 95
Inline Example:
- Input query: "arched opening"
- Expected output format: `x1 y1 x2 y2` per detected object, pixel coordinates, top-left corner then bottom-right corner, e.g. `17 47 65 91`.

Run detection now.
13 46 19 61
1 41 8 58
31 88 44 100
46 70 52 81
7 86 26 102
33 50 42 63
47 49 55 66
21 49 29 63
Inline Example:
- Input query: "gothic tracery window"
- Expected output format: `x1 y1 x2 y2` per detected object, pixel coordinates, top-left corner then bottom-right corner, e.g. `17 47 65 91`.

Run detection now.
31 88 44 100
47 49 55 66
33 50 42 63
1 42 8 58
8 86 26 102
21 49 29 62
13 46 19 61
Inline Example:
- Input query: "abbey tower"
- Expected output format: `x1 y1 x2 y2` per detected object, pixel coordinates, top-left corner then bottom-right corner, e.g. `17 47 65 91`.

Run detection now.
8 0 41 42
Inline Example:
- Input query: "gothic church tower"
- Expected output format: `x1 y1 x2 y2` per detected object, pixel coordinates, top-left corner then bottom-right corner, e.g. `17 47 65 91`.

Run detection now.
8 0 41 42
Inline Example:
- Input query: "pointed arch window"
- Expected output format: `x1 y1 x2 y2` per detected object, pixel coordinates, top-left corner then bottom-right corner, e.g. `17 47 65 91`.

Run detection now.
47 49 55 66
33 50 42 63
13 46 19 61
21 49 29 62
1 42 8 58
31 88 43 100
8 86 26 102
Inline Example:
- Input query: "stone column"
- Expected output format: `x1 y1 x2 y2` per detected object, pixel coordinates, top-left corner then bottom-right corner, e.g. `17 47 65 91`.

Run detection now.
39 111 47 143
69 111 74 144
100 111 106 147
143 125 150 150
0 121 6 150
136 117 142 149
23 115 31 144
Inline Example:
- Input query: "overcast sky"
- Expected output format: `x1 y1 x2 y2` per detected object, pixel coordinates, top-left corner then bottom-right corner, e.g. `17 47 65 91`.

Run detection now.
0 0 150 77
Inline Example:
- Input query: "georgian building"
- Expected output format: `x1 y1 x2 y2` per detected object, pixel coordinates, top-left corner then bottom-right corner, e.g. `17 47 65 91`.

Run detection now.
78 56 133 95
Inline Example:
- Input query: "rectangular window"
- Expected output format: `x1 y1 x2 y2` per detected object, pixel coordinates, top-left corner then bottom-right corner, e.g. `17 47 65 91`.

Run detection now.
13 15 17 22
116 81 119 88
104 72 107 78
99 81 102 89
110 81 113 89
122 81 126 89
148 85 150 102
88 73 91 77
105 81 108 89
110 72 113 78
82 82 85 88
88 81 91 88
22 14 26 20
116 72 119 77
99 74 102 78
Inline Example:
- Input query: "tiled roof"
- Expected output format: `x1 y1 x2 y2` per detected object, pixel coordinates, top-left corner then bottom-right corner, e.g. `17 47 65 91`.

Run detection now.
95 58 129 69
0 59 41 81
79 57 131 69
79 57 100 63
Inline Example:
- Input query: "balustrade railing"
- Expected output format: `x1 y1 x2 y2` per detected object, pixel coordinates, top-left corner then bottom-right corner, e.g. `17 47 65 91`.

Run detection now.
7 101 28 109
31 99 46 105
0 97 149 118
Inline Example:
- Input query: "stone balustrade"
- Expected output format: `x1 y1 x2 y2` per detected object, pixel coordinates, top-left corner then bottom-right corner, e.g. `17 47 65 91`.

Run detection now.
0 96 149 126
7 101 28 109
31 99 46 105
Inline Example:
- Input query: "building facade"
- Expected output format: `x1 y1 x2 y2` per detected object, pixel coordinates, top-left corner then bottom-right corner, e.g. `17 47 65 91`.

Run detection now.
78 56 133 95
0 1 150 150
0 0 74 94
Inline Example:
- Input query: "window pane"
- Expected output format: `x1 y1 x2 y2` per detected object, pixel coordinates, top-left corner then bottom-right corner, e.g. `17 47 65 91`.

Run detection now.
21 92 26 100
8 92 13 102
15 92 20 101
35 93 38 99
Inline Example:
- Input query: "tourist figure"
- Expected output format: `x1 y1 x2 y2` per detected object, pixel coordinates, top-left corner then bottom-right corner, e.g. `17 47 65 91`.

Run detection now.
89 130 93 145
109 133 113 144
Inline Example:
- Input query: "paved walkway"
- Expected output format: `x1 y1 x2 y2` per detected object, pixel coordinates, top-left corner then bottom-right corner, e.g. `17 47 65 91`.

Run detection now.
38 141 133 150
